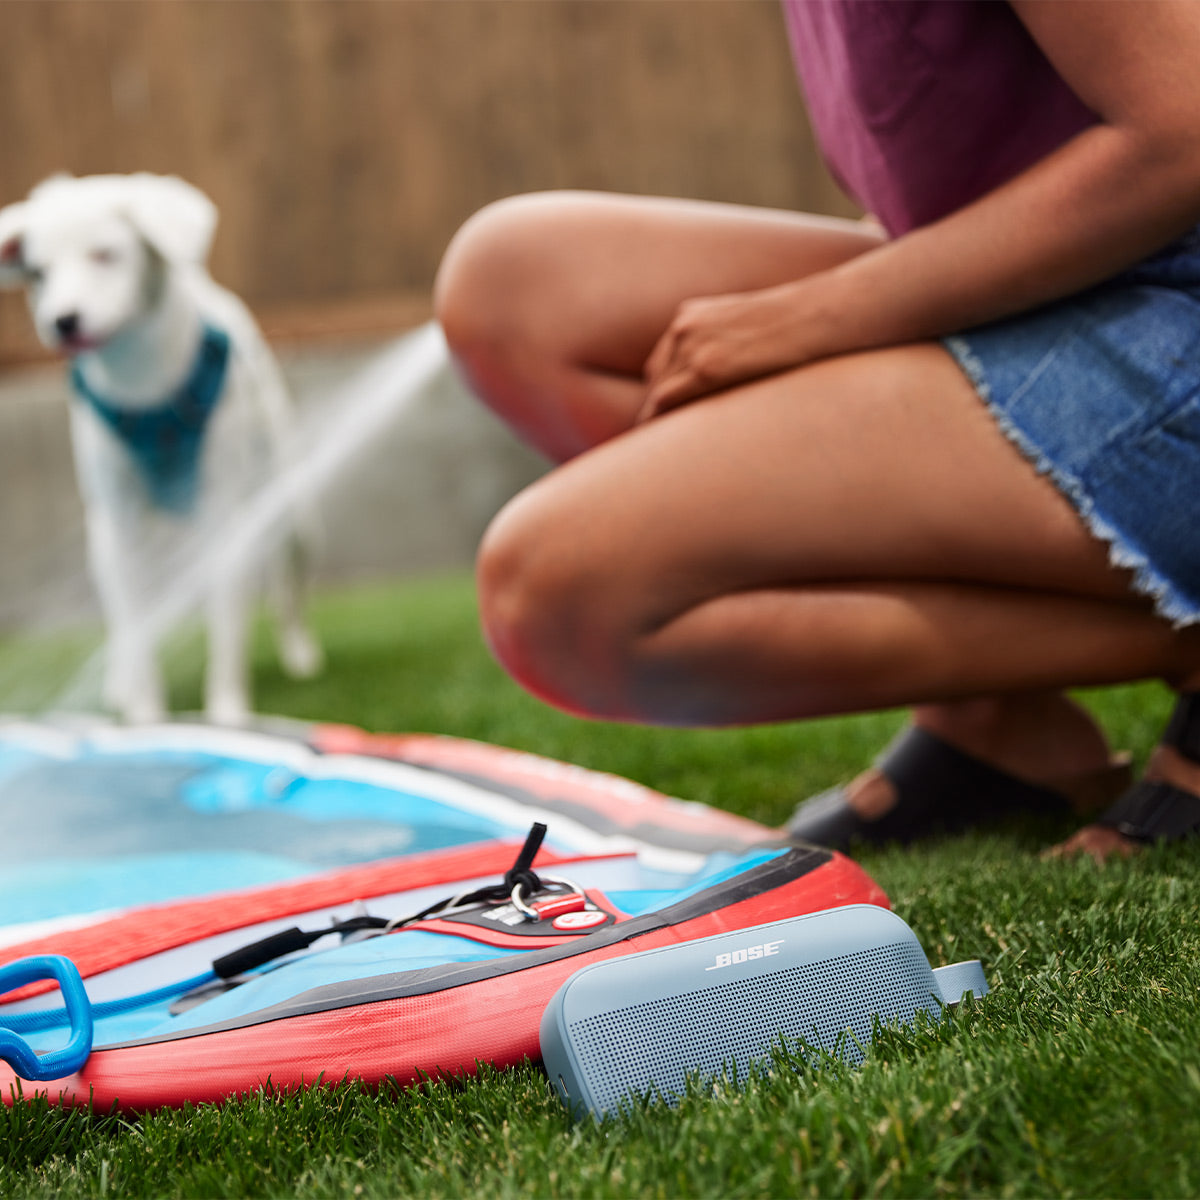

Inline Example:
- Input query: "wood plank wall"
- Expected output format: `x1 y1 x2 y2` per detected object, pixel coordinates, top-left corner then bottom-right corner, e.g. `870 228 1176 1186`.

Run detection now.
0 0 857 363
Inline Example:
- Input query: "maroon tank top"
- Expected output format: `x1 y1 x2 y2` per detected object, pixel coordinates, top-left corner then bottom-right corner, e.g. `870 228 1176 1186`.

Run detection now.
781 0 1097 234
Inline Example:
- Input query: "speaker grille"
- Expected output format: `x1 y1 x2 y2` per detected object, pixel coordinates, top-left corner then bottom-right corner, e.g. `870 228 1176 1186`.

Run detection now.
566 940 934 1112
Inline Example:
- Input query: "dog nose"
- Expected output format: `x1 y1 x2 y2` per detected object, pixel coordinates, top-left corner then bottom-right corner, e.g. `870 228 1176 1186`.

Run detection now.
54 312 80 340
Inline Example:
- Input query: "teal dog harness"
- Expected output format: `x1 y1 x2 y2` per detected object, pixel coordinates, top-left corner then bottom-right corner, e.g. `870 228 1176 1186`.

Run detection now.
70 324 231 514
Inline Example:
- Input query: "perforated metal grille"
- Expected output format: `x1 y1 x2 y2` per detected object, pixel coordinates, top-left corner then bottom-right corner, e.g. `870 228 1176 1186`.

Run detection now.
566 941 934 1112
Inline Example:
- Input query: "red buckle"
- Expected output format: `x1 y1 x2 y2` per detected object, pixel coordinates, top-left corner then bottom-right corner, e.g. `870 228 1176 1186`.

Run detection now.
530 893 587 921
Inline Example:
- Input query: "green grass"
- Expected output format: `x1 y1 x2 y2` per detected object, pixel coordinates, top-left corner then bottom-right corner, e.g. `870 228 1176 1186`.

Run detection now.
4 571 1198 1199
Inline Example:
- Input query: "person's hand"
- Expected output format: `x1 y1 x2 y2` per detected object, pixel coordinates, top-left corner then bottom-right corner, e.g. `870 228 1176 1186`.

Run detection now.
638 281 814 423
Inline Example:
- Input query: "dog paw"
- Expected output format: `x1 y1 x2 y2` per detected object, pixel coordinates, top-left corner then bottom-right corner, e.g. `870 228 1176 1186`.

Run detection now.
104 665 166 724
120 699 168 725
110 690 167 724
280 629 324 679
205 693 253 727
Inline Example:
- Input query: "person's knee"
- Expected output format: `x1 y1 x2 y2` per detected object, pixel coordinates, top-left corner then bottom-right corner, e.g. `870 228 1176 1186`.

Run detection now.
437 197 518 355
476 486 634 719
435 191 579 360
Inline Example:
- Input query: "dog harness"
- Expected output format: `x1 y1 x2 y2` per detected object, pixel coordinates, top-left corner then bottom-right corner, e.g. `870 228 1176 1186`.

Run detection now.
70 324 231 514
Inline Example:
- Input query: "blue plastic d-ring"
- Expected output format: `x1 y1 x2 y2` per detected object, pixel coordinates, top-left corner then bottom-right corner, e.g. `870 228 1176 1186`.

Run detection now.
0 955 94 1081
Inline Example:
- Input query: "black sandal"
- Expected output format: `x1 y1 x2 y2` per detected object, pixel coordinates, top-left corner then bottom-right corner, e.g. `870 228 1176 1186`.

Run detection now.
1098 693 1200 843
785 725 1132 851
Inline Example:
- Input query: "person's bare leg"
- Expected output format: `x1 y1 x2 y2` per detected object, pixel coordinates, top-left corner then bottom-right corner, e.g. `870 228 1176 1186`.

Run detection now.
435 191 884 460
474 342 1200 801
1050 740 1200 861
845 692 1127 822
437 192 1200 850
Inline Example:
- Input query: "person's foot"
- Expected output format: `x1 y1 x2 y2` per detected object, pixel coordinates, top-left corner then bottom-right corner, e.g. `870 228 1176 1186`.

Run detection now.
840 692 1125 822
784 691 1131 850
1049 742 1200 863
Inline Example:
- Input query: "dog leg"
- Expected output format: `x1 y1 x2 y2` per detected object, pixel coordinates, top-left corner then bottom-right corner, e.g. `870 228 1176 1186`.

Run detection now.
270 535 324 679
104 636 167 724
205 571 254 726
86 508 166 723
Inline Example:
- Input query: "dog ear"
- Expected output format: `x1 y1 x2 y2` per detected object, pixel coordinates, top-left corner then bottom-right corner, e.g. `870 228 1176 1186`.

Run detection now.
0 201 29 289
122 174 218 266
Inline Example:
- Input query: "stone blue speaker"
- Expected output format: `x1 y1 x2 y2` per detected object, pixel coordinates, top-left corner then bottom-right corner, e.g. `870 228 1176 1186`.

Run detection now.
540 904 987 1119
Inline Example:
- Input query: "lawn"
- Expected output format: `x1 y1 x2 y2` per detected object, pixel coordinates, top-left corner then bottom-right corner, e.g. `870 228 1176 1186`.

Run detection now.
3 571 1198 1198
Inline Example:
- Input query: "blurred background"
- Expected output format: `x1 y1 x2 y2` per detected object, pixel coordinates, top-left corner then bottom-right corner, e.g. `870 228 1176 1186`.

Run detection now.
0 0 857 631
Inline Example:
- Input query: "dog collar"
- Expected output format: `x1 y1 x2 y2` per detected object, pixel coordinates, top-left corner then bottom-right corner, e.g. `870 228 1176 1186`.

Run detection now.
70 323 232 514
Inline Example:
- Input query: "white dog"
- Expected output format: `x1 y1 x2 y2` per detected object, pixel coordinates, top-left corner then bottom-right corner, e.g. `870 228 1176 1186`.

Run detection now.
0 173 323 725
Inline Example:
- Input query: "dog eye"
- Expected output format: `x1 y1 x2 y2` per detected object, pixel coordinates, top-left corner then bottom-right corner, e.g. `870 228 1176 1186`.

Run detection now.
25 265 44 285
89 248 120 266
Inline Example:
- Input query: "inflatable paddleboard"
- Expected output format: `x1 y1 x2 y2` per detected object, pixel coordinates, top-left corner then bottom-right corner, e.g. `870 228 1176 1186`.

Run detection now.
0 718 886 1109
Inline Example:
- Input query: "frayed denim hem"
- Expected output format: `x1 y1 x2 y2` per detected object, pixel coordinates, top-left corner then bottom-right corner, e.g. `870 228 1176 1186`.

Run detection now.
943 334 1200 629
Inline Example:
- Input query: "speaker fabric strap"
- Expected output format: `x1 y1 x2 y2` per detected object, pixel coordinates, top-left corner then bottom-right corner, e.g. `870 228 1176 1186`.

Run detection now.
930 960 989 1005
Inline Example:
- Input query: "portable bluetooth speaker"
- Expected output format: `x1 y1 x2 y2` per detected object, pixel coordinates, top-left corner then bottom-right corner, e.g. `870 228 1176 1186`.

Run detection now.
540 904 987 1119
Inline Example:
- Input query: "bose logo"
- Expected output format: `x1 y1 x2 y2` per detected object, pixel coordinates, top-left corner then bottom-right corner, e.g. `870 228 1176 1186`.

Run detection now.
704 939 785 971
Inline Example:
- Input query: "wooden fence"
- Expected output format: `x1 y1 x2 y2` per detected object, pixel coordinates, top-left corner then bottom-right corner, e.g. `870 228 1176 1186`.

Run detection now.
0 0 856 363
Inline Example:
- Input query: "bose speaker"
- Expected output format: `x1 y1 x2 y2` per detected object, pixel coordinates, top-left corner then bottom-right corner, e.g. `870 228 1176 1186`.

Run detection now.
540 904 987 1119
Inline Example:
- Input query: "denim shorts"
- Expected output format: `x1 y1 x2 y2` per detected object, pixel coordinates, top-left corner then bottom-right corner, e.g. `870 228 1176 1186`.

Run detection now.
944 224 1200 626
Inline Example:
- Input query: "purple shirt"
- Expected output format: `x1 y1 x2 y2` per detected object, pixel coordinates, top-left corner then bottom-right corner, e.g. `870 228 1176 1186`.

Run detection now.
782 0 1097 235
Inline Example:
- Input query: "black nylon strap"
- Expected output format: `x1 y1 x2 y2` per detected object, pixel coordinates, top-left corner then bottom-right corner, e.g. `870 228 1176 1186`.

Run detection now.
1097 693 1200 841
212 824 552 979
1100 779 1200 842
503 822 547 897
405 822 551 923
880 727 1067 813
212 915 389 979
1164 693 1200 764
